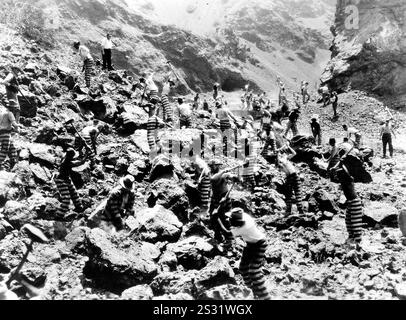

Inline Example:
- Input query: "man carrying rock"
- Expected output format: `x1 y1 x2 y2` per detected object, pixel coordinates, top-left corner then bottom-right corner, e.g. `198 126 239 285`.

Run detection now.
224 208 271 300
380 118 396 158
0 102 19 171
0 65 22 123
276 150 305 216
54 148 84 218
343 125 362 148
73 42 94 89
176 98 193 129
101 33 116 71
102 175 136 231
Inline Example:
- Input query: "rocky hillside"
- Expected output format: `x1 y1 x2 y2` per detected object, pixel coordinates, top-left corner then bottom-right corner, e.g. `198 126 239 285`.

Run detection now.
1 24 406 300
4 0 336 96
321 0 406 106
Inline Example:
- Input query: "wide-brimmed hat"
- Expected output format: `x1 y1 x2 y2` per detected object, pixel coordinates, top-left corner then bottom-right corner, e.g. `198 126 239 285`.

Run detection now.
226 208 244 224
119 175 135 190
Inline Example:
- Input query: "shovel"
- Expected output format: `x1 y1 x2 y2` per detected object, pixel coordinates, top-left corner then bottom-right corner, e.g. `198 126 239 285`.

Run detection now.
6 224 49 287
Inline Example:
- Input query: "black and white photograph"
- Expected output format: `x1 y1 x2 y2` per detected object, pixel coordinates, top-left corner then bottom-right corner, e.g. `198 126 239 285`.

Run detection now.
0 0 405 307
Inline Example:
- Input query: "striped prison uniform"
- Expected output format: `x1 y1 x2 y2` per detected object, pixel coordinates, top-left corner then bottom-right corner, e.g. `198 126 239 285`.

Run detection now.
147 116 160 150
103 186 135 229
0 133 17 170
75 135 95 164
161 95 173 122
285 172 304 214
220 119 232 156
198 173 211 210
262 121 271 136
7 100 21 124
242 155 256 190
239 239 271 300
149 89 159 105
345 198 363 243
84 58 94 88
54 177 81 215
210 192 233 242
180 115 192 129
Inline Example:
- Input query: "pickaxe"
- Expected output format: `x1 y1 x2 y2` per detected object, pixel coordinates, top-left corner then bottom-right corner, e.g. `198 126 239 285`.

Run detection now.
6 224 49 287
63 119 94 155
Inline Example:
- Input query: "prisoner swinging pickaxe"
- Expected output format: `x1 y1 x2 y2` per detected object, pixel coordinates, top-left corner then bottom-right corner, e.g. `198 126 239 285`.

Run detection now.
6 224 49 287
63 119 94 155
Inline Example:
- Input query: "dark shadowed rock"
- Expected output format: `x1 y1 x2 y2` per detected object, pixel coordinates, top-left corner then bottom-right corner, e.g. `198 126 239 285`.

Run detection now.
129 205 182 243
71 162 92 189
364 202 399 228
18 89 38 118
308 189 339 214
167 236 216 270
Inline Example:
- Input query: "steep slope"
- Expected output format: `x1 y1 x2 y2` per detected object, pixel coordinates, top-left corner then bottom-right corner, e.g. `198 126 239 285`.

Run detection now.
321 0 406 105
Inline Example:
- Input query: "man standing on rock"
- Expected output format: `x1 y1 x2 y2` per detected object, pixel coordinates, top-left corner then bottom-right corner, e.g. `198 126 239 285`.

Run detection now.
215 101 239 157
276 151 305 216
209 160 237 247
285 107 300 138
190 154 212 218
0 66 22 123
73 42 94 89
160 79 175 123
333 164 363 247
331 91 338 118
0 102 19 171
224 208 271 300
343 125 362 148
176 98 193 129
102 175 136 231
54 148 84 219
101 33 116 71
310 115 322 146
380 118 396 158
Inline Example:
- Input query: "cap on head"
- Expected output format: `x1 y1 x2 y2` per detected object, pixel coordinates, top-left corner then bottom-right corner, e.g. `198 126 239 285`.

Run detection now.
228 208 244 225
120 175 135 190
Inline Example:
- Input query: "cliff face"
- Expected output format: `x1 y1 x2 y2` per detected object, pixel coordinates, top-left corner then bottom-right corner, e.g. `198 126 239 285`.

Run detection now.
321 0 406 101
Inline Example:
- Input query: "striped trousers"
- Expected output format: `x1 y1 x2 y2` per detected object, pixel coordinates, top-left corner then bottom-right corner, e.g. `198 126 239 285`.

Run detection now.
0 133 17 170
210 192 233 242
84 58 94 88
220 120 232 156
8 100 20 123
240 239 271 300
261 138 276 158
285 173 304 214
198 174 211 210
242 156 256 190
147 118 159 150
346 198 363 243
180 115 192 129
161 95 173 121
55 177 81 214
149 90 159 104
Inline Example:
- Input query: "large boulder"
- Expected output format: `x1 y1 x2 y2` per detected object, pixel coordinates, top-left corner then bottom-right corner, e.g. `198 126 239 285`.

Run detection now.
28 144 58 169
0 234 26 271
129 205 183 243
2 200 37 229
147 179 189 222
121 285 154 300
308 189 339 214
77 96 117 123
83 229 158 292
17 89 39 118
194 256 236 297
363 202 399 228
167 236 216 270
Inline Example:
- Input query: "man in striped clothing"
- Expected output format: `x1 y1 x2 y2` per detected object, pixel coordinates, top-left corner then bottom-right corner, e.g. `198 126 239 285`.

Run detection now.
73 42 94 88
276 150 305 215
160 79 176 122
333 164 363 246
102 175 136 231
215 101 239 157
0 102 19 171
146 104 166 152
54 148 84 218
75 122 104 167
145 73 160 105
225 208 271 300
176 98 193 129
0 66 22 123
190 154 211 217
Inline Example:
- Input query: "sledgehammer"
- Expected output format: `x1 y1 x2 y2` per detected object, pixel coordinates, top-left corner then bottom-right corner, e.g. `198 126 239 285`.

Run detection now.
6 224 49 287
